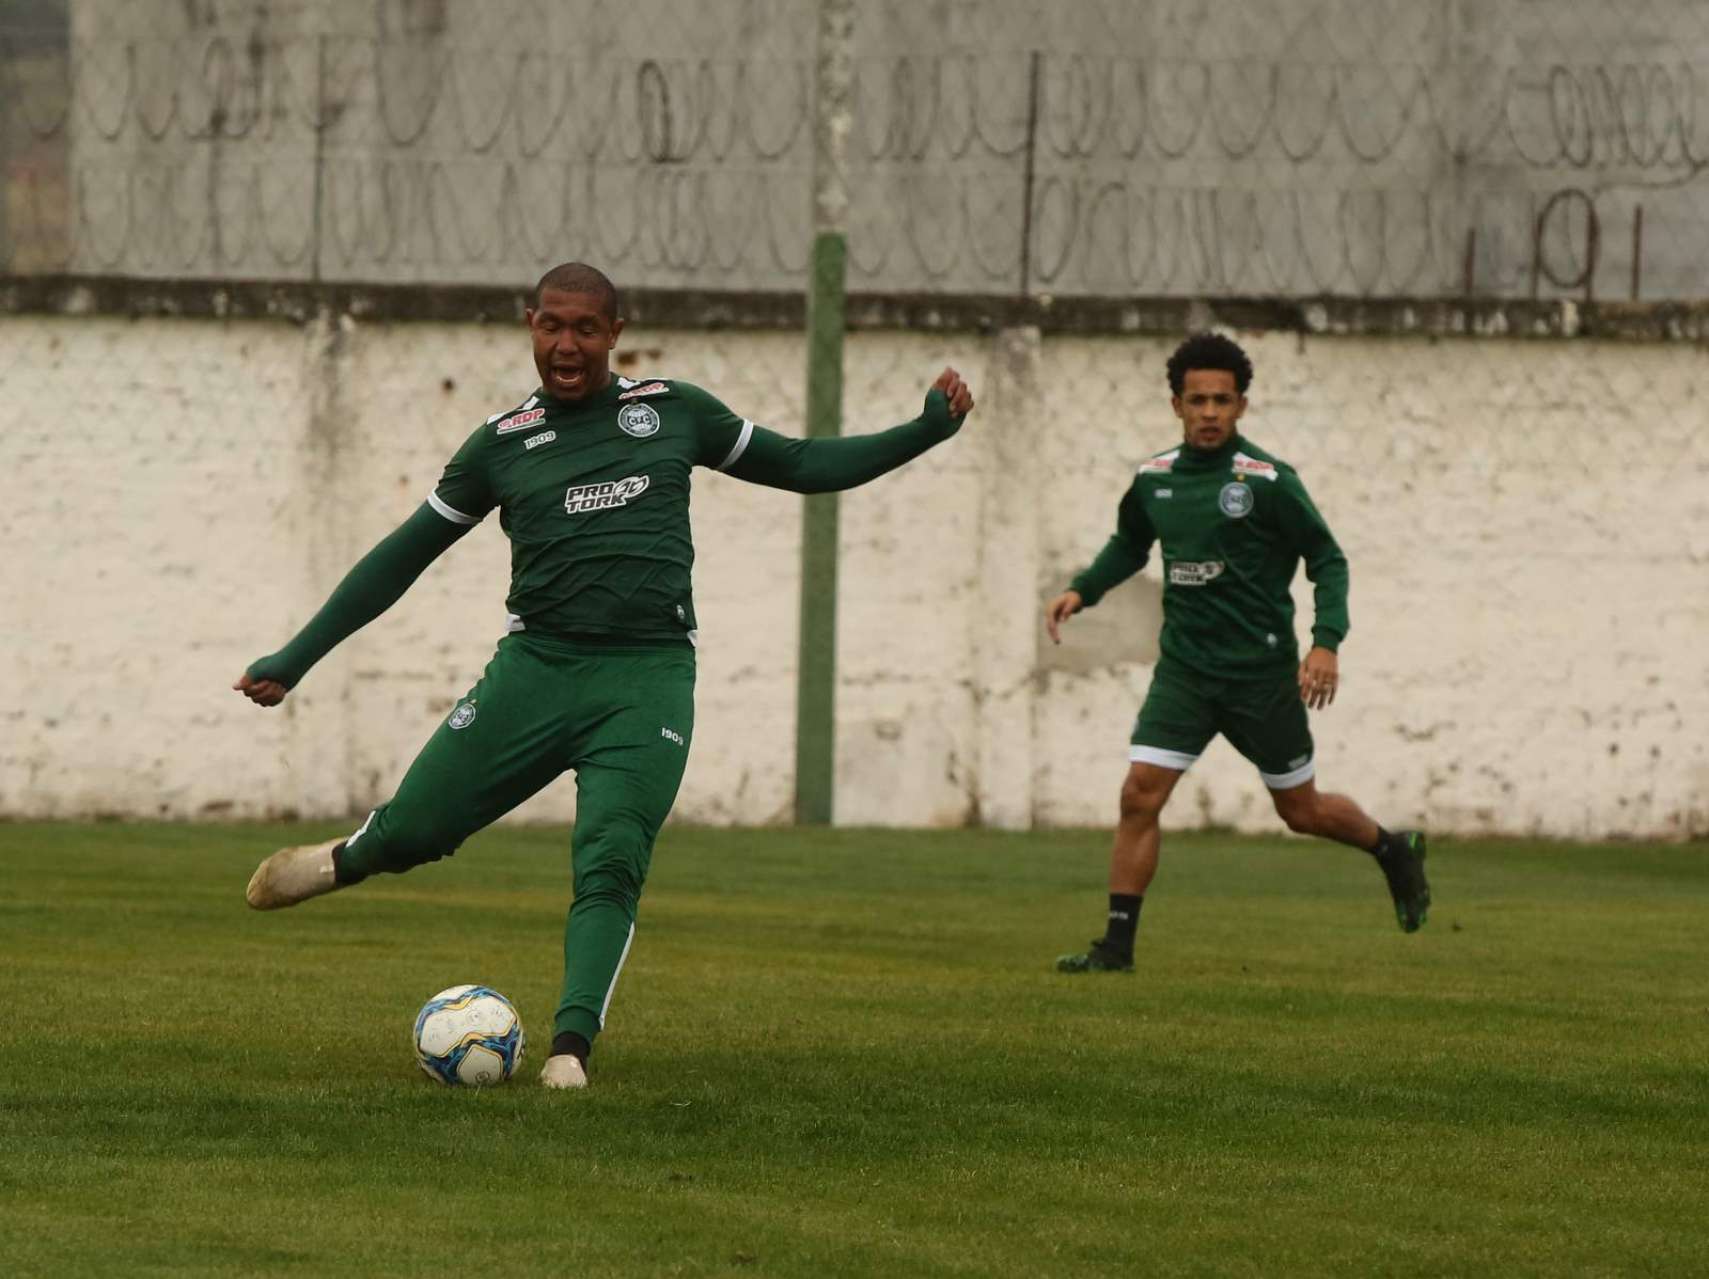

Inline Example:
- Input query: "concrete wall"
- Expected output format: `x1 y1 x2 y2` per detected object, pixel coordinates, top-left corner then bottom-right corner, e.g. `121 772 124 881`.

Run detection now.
4 314 1705 838
6 0 1706 298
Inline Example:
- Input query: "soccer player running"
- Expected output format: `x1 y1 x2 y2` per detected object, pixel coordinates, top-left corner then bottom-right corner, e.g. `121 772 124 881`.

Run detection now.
1046 332 1427 974
235 262 976 1087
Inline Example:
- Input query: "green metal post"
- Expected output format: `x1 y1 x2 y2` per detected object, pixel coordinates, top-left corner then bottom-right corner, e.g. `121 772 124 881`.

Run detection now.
796 231 846 825
795 0 853 825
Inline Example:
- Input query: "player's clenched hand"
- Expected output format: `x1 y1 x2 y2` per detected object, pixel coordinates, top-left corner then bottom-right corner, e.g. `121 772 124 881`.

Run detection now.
931 367 975 421
1298 646 1338 710
233 671 289 708
1044 590 1083 645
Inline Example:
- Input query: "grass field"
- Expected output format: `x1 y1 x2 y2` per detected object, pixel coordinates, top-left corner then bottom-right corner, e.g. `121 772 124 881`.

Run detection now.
3 822 1707 1276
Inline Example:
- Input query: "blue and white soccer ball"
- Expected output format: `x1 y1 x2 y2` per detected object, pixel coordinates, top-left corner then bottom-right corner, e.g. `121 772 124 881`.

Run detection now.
412 985 525 1087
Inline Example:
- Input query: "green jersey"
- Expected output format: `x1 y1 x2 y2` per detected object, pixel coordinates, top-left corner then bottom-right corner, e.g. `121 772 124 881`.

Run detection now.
431 376 756 644
1069 433 1349 677
248 377 959 689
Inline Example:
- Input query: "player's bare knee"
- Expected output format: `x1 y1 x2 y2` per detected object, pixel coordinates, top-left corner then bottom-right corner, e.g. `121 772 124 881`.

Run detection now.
1272 792 1320 836
1117 782 1167 827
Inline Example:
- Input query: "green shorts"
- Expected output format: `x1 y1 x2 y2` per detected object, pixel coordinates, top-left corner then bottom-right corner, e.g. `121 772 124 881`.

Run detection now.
1129 659 1315 790
335 632 697 1045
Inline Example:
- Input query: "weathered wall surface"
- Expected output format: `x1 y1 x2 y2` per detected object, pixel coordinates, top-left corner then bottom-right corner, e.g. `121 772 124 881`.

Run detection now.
3 315 1706 837
8 0 1706 300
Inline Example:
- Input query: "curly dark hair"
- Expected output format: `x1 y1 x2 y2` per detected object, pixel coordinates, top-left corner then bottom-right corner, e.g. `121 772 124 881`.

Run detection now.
534 262 621 322
1166 332 1253 395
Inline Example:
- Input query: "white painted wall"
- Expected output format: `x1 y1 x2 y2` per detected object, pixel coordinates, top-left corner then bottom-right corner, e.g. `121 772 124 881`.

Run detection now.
3 315 1705 837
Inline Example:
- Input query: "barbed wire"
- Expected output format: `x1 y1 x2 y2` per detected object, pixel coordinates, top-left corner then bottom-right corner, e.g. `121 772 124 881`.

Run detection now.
14 38 1707 173
2 11 1707 298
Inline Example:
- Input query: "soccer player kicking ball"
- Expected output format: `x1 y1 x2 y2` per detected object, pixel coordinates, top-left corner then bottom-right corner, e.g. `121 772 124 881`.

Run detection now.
1046 332 1427 974
235 262 976 1087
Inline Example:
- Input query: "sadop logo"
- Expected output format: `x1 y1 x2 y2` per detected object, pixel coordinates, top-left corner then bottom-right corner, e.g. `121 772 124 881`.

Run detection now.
565 474 651 515
495 407 547 435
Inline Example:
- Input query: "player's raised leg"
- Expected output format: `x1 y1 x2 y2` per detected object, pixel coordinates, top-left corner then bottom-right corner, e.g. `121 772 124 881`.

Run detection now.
544 648 695 1089
1220 673 1430 933
1269 780 1429 932
245 637 572 910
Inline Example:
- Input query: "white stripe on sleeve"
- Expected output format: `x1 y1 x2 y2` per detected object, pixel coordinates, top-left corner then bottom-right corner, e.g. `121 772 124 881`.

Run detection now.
716 419 756 472
426 491 481 526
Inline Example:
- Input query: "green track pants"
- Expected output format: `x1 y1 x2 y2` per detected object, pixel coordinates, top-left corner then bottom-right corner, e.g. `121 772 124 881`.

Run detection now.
337 633 695 1047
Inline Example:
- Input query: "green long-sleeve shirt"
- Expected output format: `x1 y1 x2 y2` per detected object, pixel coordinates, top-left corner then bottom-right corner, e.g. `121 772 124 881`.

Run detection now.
1069 433 1348 678
249 377 962 687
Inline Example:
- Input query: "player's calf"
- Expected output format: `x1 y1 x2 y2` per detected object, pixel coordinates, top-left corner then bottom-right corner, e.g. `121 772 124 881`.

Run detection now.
244 837 346 910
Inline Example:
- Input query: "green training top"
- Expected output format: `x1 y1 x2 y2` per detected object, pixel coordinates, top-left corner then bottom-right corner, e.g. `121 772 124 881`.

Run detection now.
249 372 963 690
431 376 958 643
1068 433 1349 678
247 377 960 688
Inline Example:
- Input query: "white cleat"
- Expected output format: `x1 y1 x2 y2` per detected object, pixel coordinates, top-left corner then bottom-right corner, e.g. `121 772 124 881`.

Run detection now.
539 1054 589 1090
245 837 344 910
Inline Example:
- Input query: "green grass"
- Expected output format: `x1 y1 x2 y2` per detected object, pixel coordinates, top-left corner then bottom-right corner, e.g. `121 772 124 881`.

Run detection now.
2 823 1707 1277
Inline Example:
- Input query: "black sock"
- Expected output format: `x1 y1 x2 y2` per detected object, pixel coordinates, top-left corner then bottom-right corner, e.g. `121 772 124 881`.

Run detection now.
1367 827 1397 858
1103 893 1142 955
551 1031 592 1064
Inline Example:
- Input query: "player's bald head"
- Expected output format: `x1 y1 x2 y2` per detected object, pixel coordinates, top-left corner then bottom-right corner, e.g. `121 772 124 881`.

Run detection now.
534 262 620 322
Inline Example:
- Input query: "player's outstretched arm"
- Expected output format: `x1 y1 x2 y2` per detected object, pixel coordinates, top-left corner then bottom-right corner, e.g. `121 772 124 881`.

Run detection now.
232 503 472 708
725 368 974 494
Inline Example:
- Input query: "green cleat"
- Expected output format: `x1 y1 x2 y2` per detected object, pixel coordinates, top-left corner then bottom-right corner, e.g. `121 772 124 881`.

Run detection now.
1377 830 1431 933
1055 939 1135 974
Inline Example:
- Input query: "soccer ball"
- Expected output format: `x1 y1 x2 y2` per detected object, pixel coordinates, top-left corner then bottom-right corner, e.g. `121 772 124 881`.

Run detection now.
412 984 526 1087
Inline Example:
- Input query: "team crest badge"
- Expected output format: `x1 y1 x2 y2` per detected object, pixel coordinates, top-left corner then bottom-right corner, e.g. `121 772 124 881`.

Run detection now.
1218 482 1254 518
448 701 477 730
618 404 661 438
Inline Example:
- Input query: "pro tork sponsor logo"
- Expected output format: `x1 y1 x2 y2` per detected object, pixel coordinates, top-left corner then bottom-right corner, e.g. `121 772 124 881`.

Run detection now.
1168 560 1225 586
565 475 651 515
